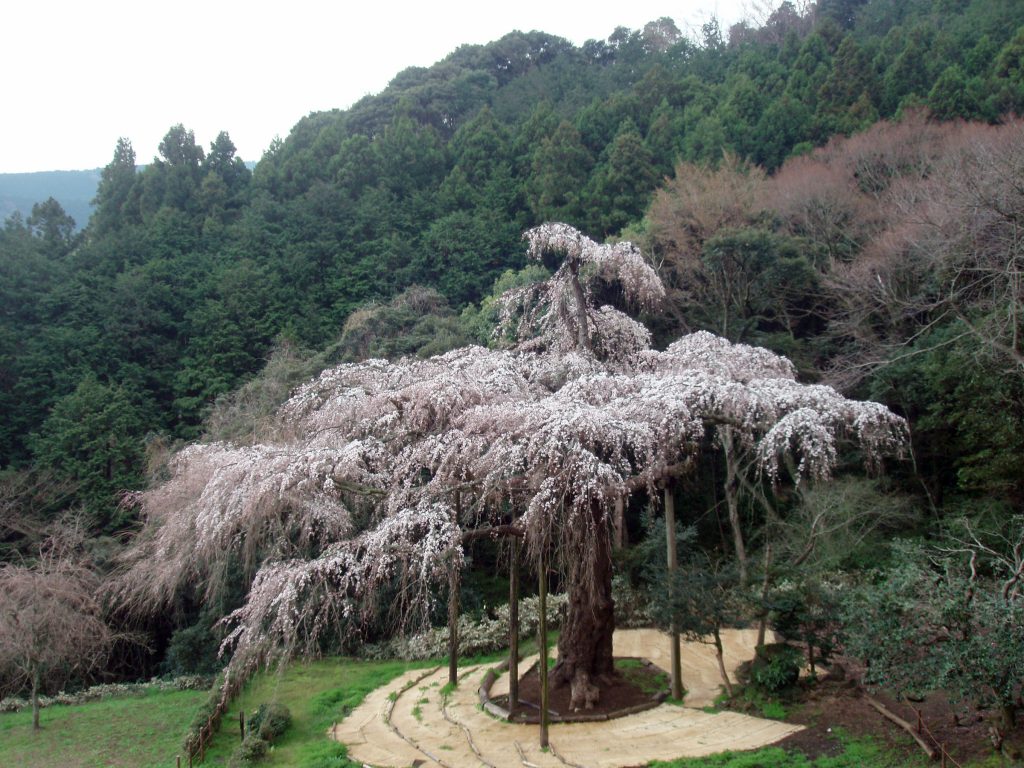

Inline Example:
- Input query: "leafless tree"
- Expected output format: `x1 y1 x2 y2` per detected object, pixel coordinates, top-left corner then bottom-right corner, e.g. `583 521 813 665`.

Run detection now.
645 153 768 332
0 529 123 729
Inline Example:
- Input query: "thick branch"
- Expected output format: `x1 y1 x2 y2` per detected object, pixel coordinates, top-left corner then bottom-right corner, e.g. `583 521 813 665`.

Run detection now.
461 524 526 543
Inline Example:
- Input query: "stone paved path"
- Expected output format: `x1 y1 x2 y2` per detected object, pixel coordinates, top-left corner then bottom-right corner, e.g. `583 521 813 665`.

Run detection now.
331 628 802 768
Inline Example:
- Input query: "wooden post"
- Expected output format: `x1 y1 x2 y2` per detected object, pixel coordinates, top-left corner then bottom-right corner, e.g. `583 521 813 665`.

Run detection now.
509 538 520 717
916 708 922 734
756 543 772 650
665 484 683 700
239 708 245 741
448 565 460 686
177 757 181 768
538 545 549 749
613 496 625 549
448 491 462 687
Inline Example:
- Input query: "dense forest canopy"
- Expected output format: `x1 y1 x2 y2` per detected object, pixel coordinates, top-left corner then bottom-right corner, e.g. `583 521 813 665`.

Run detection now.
1 0 1023 723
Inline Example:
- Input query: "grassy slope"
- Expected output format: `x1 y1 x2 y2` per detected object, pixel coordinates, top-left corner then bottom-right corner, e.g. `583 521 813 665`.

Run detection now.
0 688 206 768
199 657 435 767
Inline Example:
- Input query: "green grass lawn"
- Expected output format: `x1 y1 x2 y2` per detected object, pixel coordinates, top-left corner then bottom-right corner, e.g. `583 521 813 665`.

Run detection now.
0 688 206 768
0 645 519 768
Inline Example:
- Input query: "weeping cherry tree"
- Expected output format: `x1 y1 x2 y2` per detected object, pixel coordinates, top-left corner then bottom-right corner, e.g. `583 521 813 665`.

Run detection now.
116 224 906 711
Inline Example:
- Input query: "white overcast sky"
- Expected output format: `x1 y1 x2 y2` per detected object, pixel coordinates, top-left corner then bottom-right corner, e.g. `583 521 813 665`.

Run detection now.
3 0 751 173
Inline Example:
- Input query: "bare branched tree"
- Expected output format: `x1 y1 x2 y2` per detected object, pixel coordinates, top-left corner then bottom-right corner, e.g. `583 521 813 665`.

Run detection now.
0 529 124 729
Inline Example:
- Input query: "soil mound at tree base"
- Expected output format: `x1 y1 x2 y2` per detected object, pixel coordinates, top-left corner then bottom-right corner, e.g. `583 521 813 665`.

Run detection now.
491 657 668 723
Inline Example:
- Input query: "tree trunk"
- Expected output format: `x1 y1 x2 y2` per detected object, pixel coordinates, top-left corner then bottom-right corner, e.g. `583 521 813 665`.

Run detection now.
553 503 615 711
713 628 734 698
1000 701 1017 732
722 429 749 587
32 666 41 730
569 265 592 352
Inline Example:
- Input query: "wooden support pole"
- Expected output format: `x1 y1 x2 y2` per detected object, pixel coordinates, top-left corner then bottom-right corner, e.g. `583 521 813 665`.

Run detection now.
538 546 549 749
509 538 520 717
613 496 625 549
756 543 772 650
664 485 683 700
448 565 460 687
239 709 245 741
448 490 462 687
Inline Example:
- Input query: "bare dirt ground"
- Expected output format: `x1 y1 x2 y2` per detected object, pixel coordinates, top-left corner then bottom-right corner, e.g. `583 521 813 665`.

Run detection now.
502 657 667 722
763 654 1005 766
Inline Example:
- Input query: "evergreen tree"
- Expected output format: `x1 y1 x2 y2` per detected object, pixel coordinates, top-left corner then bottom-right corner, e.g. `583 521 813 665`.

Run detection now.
585 119 656 236
29 376 147 532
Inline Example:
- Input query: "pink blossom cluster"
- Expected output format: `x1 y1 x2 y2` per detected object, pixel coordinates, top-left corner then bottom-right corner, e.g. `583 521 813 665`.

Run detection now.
498 224 664 360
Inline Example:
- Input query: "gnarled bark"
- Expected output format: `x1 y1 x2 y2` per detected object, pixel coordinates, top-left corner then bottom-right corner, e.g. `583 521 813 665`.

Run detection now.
552 505 615 711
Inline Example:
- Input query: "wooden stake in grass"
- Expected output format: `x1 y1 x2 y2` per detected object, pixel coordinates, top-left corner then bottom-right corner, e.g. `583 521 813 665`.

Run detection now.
664 484 683 701
239 709 245 741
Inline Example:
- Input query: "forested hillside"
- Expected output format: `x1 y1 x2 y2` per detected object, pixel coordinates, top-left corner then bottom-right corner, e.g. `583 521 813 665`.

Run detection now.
2 0 1023 697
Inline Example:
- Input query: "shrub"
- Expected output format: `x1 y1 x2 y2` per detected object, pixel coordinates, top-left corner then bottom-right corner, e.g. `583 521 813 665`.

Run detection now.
227 733 268 768
227 701 294 766
256 702 291 742
749 644 802 694
162 619 222 675
612 575 653 628
0 675 211 713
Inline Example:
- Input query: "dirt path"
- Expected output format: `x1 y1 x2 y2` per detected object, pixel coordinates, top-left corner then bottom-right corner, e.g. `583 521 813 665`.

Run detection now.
331 628 802 768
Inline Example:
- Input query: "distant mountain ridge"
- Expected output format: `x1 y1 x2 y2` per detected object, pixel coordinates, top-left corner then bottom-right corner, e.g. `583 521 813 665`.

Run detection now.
0 162 256 230
0 169 102 230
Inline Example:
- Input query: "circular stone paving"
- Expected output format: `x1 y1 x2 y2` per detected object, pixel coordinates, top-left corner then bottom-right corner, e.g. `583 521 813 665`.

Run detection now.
331 628 803 768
